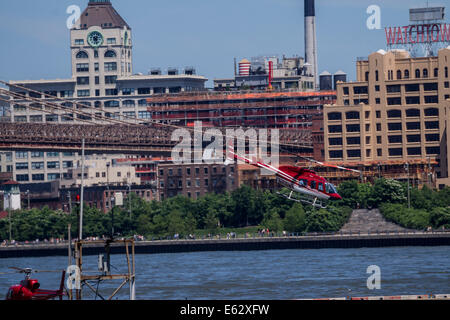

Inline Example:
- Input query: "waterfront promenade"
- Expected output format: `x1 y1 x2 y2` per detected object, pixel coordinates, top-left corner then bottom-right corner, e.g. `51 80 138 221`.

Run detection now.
1 230 449 258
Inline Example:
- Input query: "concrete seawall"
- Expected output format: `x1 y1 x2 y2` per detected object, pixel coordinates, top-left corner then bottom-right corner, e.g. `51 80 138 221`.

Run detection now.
1 233 449 258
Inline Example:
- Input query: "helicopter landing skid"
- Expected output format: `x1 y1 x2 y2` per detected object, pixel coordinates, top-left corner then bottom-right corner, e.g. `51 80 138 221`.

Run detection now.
277 191 328 209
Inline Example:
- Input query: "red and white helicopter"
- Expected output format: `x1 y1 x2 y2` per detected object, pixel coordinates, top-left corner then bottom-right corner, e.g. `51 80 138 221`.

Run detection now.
226 144 360 208
2 267 65 301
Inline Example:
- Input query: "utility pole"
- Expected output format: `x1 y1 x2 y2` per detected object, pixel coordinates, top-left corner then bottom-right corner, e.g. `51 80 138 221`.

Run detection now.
79 139 85 241
68 191 72 214
404 162 410 209
26 190 30 210
128 184 132 219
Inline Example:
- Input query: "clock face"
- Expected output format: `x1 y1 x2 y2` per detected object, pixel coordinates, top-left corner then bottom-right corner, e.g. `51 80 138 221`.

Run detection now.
87 31 104 48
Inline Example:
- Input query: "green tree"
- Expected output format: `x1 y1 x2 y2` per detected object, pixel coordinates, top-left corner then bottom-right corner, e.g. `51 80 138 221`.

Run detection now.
261 209 284 232
283 203 306 232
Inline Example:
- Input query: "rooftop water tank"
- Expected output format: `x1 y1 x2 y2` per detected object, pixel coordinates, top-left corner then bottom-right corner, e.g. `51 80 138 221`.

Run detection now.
319 71 332 91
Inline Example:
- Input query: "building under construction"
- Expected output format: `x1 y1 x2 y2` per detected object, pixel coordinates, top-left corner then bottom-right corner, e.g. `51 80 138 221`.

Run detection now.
146 91 336 131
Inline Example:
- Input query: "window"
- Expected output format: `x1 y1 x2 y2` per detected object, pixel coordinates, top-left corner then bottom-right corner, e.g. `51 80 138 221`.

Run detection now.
138 88 151 95
375 70 379 81
123 100 135 107
388 135 402 144
16 151 28 159
425 121 439 130
48 173 61 181
375 85 380 92
76 63 89 72
377 136 382 144
75 39 84 45
406 122 421 130
377 149 382 157
365 124 370 131
346 137 360 145
346 111 360 120
347 150 361 158
388 123 402 131
105 62 117 72
30 115 43 123
104 50 117 58
31 152 44 158
389 148 403 156
346 124 360 132
423 68 428 78
138 99 148 106
426 147 440 155
406 109 420 117
77 90 90 97
434 68 439 77
425 134 440 142
376 123 382 131
47 162 60 169
424 83 438 91
105 75 117 84
32 162 44 170
365 111 370 119
405 84 420 92
376 111 381 118
95 76 100 85
445 67 448 78
105 100 119 108
60 90 74 98
407 148 421 156
329 138 342 146
387 85 401 93
424 96 438 104
32 174 45 181
387 97 402 105
76 51 88 59
404 70 410 79
424 108 439 117
105 89 118 96
107 38 116 45
329 150 343 158
406 96 420 105
407 135 421 143
77 77 90 85
94 63 99 72
353 86 368 94
415 69 420 78
63 161 73 169
328 112 342 120
138 111 151 119
16 174 29 182
47 152 59 157
122 88 135 95
387 110 401 118
16 163 29 170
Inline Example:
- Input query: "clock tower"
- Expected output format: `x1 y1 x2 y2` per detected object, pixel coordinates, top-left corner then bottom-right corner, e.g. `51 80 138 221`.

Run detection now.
70 0 133 96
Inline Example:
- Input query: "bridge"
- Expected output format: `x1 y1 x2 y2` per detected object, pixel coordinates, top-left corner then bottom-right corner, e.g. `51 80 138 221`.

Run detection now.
0 122 312 155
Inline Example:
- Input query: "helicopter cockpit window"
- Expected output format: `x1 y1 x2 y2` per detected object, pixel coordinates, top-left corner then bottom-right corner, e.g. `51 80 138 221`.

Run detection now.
310 181 317 189
299 179 307 187
318 183 324 192
326 183 338 194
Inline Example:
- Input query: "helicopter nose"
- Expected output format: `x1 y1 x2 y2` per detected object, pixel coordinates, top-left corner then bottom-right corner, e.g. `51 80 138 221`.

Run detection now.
331 193 342 200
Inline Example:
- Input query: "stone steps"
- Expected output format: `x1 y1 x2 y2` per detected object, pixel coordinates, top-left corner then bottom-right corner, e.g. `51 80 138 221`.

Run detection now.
340 209 412 233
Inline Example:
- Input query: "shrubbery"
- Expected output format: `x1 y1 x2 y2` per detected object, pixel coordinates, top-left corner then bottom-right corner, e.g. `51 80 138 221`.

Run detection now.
2 179 449 241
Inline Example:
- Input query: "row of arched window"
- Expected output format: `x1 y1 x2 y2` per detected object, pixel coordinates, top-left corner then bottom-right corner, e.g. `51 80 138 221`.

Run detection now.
367 67 448 81
76 50 117 59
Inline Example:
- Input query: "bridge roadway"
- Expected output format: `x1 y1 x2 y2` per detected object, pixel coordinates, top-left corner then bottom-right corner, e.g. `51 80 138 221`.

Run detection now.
0 123 312 154
0 231 449 258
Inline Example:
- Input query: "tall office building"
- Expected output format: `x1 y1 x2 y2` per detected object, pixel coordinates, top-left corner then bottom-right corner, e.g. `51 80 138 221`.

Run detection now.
322 48 450 188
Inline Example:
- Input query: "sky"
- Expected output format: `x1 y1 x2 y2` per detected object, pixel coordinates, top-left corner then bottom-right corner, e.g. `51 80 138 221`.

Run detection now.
0 0 447 87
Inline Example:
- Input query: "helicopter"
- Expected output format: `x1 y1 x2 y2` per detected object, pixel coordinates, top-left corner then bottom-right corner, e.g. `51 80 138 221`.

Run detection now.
2 267 65 300
226 144 353 208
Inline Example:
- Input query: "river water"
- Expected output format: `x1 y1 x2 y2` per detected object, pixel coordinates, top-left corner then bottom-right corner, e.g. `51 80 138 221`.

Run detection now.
0 246 449 300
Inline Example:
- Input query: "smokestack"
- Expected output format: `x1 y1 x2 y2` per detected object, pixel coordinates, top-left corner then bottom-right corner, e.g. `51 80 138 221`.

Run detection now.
304 0 318 89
